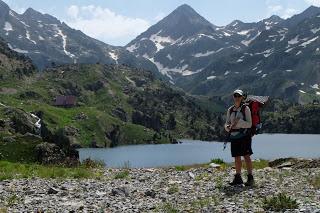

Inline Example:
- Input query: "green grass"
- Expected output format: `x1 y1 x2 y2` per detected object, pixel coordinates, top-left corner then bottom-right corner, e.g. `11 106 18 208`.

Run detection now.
114 170 130 179
252 159 269 169
262 193 299 211
0 139 42 163
167 184 179 195
0 208 7 213
157 203 178 213
210 158 225 165
174 165 188 171
310 175 320 189
0 161 103 180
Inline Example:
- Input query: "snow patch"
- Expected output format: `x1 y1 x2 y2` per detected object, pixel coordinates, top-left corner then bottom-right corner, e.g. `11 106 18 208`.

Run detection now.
4 22 13 31
166 54 172 60
193 48 223 58
285 48 294 53
300 36 319 48
198 34 216 40
109 51 118 63
252 67 258 71
316 92 320 96
223 32 231 37
286 70 293 72
296 50 302 55
237 30 252 35
288 36 299 45
38 35 44 40
144 56 192 79
207 76 216 80
241 32 261 46
224 71 230 75
311 84 319 89
262 74 267 78
57 28 76 58
149 31 175 51
20 21 30 28
126 43 139 52
125 76 136 86
237 58 244 63
257 70 262 74
299 90 306 94
182 69 202 76
254 49 273 57
311 28 320 34
26 30 37 44
7 43 29 54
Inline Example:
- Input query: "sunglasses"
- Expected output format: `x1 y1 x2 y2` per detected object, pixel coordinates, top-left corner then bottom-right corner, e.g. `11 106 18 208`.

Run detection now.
233 94 242 98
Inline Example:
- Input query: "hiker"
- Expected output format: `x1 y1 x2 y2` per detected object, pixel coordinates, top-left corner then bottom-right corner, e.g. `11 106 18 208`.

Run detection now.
224 89 254 186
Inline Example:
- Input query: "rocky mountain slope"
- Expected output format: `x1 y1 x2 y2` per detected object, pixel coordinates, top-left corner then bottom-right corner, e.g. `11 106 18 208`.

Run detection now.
0 38 224 164
127 5 320 102
126 4 283 80
0 0 158 75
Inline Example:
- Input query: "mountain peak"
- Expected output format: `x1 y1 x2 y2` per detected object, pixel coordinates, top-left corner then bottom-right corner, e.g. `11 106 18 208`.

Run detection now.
283 5 320 27
22 7 59 24
174 4 194 12
150 4 215 38
303 5 320 16
268 15 283 21
23 7 42 16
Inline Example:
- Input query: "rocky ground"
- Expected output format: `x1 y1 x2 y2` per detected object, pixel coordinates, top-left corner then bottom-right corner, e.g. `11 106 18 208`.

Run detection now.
0 159 320 212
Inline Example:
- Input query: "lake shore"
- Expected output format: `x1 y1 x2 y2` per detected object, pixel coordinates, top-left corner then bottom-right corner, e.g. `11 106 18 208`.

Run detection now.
0 158 319 212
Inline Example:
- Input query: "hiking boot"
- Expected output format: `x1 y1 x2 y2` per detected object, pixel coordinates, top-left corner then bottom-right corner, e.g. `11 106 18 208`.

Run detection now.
229 174 243 186
245 174 254 187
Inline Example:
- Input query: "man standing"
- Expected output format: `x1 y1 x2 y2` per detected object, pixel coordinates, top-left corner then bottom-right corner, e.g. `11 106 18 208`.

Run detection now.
225 89 254 186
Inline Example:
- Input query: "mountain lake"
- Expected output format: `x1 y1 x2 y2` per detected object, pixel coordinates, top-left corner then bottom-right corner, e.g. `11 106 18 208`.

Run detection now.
78 134 320 168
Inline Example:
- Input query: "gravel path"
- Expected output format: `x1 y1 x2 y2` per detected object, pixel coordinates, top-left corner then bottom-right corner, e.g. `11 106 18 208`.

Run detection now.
0 166 319 212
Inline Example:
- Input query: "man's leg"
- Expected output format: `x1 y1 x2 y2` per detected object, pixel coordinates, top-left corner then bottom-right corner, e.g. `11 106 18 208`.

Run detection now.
244 155 254 186
244 155 252 174
229 156 243 185
235 156 242 174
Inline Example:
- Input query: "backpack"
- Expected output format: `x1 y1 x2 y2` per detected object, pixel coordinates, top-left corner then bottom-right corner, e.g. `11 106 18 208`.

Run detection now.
244 95 269 136
228 95 269 137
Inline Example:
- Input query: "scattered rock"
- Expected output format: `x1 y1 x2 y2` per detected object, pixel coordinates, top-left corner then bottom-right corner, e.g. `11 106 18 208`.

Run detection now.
277 162 293 168
209 163 221 168
74 112 88 120
48 187 59 194
188 171 195 179
145 190 156 198
111 187 129 197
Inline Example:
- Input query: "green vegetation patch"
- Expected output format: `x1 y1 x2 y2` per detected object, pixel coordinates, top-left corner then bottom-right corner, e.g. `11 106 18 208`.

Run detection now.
262 193 299 211
310 174 320 189
0 161 103 180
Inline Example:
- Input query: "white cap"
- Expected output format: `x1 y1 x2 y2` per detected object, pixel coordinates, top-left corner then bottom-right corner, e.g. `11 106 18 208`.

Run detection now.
233 89 244 96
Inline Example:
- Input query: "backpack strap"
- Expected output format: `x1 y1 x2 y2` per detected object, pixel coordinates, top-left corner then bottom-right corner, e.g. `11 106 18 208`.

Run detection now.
240 104 246 121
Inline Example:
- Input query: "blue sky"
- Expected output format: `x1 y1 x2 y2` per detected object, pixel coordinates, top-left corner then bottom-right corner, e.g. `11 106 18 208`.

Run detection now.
3 0 320 46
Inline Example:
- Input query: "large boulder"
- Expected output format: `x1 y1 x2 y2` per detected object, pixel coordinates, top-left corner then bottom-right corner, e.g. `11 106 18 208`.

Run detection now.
111 107 127 122
35 142 66 164
5 108 37 134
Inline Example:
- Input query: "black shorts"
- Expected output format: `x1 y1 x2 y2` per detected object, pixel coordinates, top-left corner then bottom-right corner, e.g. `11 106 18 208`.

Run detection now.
230 135 253 157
